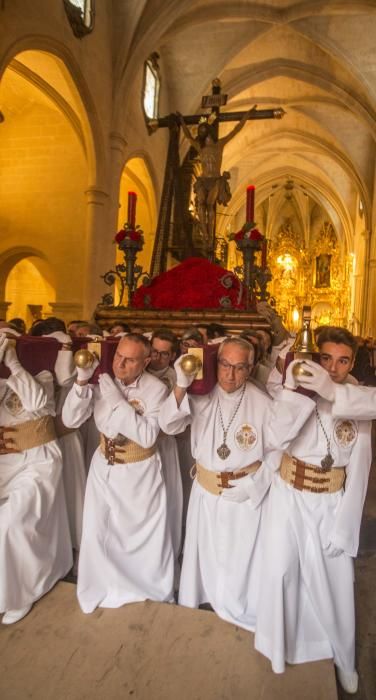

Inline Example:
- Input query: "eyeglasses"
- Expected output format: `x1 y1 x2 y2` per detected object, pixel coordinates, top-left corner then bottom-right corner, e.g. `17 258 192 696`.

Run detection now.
218 359 251 372
151 349 171 359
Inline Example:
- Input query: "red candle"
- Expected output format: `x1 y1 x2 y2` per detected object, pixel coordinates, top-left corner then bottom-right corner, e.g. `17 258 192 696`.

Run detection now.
127 191 137 228
246 185 255 223
261 239 267 268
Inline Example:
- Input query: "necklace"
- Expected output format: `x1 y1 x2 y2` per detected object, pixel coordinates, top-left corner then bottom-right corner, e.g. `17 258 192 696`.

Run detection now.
315 406 334 469
216 383 246 460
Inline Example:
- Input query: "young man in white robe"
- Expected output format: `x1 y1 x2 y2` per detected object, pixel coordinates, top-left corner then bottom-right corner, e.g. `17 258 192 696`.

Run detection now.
62 333 174 613
295 355 376 420
42 328 87 560
147 330 183 582
159 337 282 631
255 326 372 694
0 334 72 624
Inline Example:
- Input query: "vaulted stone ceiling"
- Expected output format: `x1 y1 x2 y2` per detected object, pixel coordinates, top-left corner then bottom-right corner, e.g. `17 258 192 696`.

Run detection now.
117 0 376 247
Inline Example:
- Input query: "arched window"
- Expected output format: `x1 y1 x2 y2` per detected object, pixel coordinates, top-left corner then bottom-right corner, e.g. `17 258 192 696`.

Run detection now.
63 0 95 37
142 53 161 122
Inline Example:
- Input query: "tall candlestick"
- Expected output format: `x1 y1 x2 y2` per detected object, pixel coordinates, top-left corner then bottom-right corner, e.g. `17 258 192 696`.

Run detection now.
127 191 137 228
246 185 255 223
261 238 267 268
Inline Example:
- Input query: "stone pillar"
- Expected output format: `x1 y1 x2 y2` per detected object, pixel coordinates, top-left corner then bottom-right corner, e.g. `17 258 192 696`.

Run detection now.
361 227 376 336
49 301 84 325
83 134 127 319
0 301 12 320
83 187 111 319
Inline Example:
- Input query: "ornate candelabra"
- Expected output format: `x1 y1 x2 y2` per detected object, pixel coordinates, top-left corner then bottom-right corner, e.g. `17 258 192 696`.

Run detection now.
232 185 272 308
101 192 151 307
235 238 271 309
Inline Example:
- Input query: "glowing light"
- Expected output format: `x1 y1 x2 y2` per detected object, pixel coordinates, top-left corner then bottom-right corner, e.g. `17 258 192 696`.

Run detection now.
276 254 295 272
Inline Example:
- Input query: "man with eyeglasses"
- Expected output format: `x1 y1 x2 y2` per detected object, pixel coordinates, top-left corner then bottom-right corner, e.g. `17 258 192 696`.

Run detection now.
62 334 174 613
159 336 280 631
148 330 183 582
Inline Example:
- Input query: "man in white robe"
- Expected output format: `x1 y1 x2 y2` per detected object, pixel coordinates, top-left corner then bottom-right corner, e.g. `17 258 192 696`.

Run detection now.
159 337 281 631
43 329 87 558
295 357 376 420
147 330 183 581
62 333 174 613
255 326 372 694
0 334 72 624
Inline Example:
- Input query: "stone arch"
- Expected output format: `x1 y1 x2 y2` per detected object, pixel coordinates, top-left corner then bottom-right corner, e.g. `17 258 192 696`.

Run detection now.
0 247 55 325
0 36 104 186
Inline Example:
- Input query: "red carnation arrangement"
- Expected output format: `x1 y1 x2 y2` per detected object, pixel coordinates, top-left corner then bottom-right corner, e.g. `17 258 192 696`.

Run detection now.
231 221 264 242
114 223 144 244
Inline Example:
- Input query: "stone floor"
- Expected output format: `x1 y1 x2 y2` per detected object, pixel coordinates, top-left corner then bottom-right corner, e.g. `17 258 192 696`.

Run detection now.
0 465 375 699
0 583 337 700
343 461 376 700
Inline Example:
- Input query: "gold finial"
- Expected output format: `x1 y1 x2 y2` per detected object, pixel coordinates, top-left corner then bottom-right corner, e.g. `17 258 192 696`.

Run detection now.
74 348 96 369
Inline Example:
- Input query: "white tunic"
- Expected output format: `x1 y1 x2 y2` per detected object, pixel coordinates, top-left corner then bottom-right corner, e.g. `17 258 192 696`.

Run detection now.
62 371 174 613
0 369 72 612
159 382 280 631
333 382 376 420
54 350 86 550
148 365 183 570
255 388 372 673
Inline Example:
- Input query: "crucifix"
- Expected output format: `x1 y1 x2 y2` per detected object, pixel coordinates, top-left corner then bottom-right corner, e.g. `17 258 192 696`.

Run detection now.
149 78 285 275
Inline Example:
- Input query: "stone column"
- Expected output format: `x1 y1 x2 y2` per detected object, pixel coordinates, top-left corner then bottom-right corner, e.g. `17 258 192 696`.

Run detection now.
83 187 111 319
49 301 84 325
361 228 376 336
83 133 127 319
0 301 12 320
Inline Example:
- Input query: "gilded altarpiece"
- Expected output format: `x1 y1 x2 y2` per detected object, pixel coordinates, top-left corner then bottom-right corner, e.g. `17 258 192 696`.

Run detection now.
268 219 351 330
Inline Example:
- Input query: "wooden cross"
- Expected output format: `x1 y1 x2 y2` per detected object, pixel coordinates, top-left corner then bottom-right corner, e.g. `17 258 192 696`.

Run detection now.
149 79 285 276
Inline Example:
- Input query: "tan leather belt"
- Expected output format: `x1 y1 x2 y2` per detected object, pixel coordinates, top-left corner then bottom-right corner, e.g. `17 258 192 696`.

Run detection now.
0 415 57 454
54 415 76 439
100 433 156 465
280 453 345 494
193 460 261 496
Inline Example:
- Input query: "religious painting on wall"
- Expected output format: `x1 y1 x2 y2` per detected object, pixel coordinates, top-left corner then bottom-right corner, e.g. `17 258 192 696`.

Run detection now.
315 253 331 288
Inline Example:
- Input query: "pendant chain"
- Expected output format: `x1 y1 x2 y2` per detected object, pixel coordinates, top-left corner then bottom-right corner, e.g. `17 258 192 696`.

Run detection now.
315 406 334 469
216 383 246 459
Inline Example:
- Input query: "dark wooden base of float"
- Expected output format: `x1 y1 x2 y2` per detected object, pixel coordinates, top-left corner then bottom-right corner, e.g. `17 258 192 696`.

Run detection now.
94 306 270 335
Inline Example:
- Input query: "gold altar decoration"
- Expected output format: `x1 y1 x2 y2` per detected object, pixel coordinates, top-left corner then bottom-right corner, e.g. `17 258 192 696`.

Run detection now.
268 218 351 331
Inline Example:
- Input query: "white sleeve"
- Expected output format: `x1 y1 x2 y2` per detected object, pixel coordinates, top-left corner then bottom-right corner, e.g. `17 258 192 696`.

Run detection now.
158 390 192 435
266 389 316 452
333 383 376 420
329 420 372 556
54 349 76 386
62 382 94 428
109 383 168 448
6 368 52 412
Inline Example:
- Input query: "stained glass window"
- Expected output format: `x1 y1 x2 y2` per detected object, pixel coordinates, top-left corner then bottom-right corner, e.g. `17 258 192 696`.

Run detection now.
143 55 160 121
64 0 94 36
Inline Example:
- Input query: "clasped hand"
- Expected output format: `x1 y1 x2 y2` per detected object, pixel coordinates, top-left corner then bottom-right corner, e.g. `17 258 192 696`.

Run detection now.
98 373 124 409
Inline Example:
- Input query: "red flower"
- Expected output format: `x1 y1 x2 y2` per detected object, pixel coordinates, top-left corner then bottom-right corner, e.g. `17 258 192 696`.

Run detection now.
249 228 263 240
114 227 143 244
129 231 141 241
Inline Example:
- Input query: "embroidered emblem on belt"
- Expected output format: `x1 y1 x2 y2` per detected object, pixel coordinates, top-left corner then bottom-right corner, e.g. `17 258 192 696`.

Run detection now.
333 419 358 448
4 390 23 416
128 398 146 415
234 423 257 450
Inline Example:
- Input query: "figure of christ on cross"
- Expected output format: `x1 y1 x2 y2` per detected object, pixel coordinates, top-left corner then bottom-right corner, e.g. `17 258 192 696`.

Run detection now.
148 78 284 269
177 107 256 255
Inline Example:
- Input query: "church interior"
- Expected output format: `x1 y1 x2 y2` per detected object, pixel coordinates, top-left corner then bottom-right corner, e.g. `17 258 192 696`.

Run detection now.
1 2 376 699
